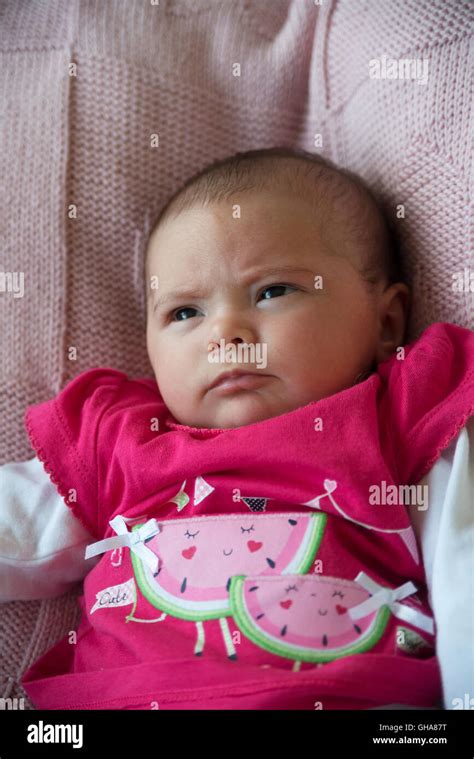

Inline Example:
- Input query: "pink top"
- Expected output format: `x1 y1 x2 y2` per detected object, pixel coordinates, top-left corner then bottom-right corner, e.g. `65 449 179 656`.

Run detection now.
22 322 474 710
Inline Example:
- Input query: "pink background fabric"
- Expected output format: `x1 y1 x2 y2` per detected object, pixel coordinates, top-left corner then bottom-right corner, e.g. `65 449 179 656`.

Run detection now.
0 0 472 707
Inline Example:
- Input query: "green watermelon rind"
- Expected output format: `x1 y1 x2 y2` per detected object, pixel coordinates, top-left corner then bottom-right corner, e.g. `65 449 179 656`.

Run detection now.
129 513 327 621
228 574 392 663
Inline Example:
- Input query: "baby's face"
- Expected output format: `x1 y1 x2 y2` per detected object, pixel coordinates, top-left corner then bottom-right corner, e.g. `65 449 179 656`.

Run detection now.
146 190 384 429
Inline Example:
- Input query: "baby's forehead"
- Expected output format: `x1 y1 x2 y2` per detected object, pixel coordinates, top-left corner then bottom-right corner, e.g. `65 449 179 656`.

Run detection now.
147 180 377 274
146 194 325 289
150 184 341 252
145 156 392 302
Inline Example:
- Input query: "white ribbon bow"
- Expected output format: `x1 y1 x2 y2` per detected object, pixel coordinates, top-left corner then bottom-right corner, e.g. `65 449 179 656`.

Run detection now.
348 571 434 635
85 515 160 574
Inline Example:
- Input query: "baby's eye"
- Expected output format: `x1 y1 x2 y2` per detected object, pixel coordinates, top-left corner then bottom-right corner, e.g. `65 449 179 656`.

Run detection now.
184 529 199 539
172 307 200 322
332 590 344 599
240 525 255 533
285 584 298 593
257 284 296 302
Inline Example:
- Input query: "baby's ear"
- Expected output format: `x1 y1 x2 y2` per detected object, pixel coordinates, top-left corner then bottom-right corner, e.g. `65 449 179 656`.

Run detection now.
375 282 411 363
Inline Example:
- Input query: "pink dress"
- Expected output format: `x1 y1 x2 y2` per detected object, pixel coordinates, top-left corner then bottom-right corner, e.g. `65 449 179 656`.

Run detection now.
21 322 474 709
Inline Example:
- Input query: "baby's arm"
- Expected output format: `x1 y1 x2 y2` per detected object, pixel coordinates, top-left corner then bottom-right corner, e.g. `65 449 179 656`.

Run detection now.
0 457 96 602
410 416 474 709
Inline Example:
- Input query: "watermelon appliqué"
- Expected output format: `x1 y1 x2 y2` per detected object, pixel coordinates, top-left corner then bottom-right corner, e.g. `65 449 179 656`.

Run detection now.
126 511 390 663
130 512 326 620
229 574 391 662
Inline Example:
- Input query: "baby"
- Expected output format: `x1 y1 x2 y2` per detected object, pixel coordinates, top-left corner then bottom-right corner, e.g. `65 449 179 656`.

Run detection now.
1 147 473 711
145 147 410 431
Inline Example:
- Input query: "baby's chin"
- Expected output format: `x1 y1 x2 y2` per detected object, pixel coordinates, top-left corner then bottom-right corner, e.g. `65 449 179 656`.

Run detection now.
181 392 307 430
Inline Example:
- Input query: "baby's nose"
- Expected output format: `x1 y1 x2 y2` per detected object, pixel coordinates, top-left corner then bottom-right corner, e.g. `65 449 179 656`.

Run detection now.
208 335 251 352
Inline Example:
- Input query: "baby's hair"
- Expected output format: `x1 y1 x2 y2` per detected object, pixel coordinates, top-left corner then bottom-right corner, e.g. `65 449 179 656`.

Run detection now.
145 145 406 294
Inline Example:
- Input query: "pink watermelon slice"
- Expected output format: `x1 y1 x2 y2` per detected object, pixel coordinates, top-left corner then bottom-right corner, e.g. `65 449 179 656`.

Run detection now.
228 573 391 662
130 512 327 621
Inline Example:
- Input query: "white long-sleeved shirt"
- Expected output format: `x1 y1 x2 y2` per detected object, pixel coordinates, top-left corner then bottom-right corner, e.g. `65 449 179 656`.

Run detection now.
1 418 473 709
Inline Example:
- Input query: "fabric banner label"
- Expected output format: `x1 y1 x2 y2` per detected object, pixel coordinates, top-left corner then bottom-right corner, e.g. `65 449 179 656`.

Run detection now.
90 577 136 615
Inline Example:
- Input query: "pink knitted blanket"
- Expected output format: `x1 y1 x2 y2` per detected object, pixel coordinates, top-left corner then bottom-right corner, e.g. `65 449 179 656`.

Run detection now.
0 0 472 708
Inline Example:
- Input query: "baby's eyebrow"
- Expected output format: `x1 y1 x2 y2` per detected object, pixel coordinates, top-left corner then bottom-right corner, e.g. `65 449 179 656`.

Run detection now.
152 266 314 311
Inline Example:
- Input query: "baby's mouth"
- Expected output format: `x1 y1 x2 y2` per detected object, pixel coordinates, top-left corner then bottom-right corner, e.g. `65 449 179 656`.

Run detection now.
208 370 273 395
210 374 271 395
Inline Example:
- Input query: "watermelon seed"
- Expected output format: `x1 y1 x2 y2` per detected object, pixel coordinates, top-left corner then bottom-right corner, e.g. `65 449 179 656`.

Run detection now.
281 625 287 636
266 557 276 568
256 613 265 620
226 577 231 592
181 577 187 593
228 653 238 661
354 624 361 634
249 585 259 592
288 519 297 526
322 634 328 647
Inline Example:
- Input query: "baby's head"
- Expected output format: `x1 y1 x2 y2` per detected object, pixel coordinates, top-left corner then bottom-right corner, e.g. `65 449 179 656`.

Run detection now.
145 147 410 430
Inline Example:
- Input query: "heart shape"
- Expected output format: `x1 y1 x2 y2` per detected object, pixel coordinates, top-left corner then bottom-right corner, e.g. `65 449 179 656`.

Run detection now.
247 540 262 552
335 604 347 615
280 599 293 609
324 479 337 494
182 546 197 560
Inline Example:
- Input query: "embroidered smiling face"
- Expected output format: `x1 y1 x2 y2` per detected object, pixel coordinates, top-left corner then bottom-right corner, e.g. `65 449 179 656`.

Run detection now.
242 575 365 637
146 163 410 430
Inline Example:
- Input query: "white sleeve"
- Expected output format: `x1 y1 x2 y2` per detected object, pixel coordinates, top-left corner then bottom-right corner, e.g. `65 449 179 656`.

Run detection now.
0 456 98 602
410 417 474 710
